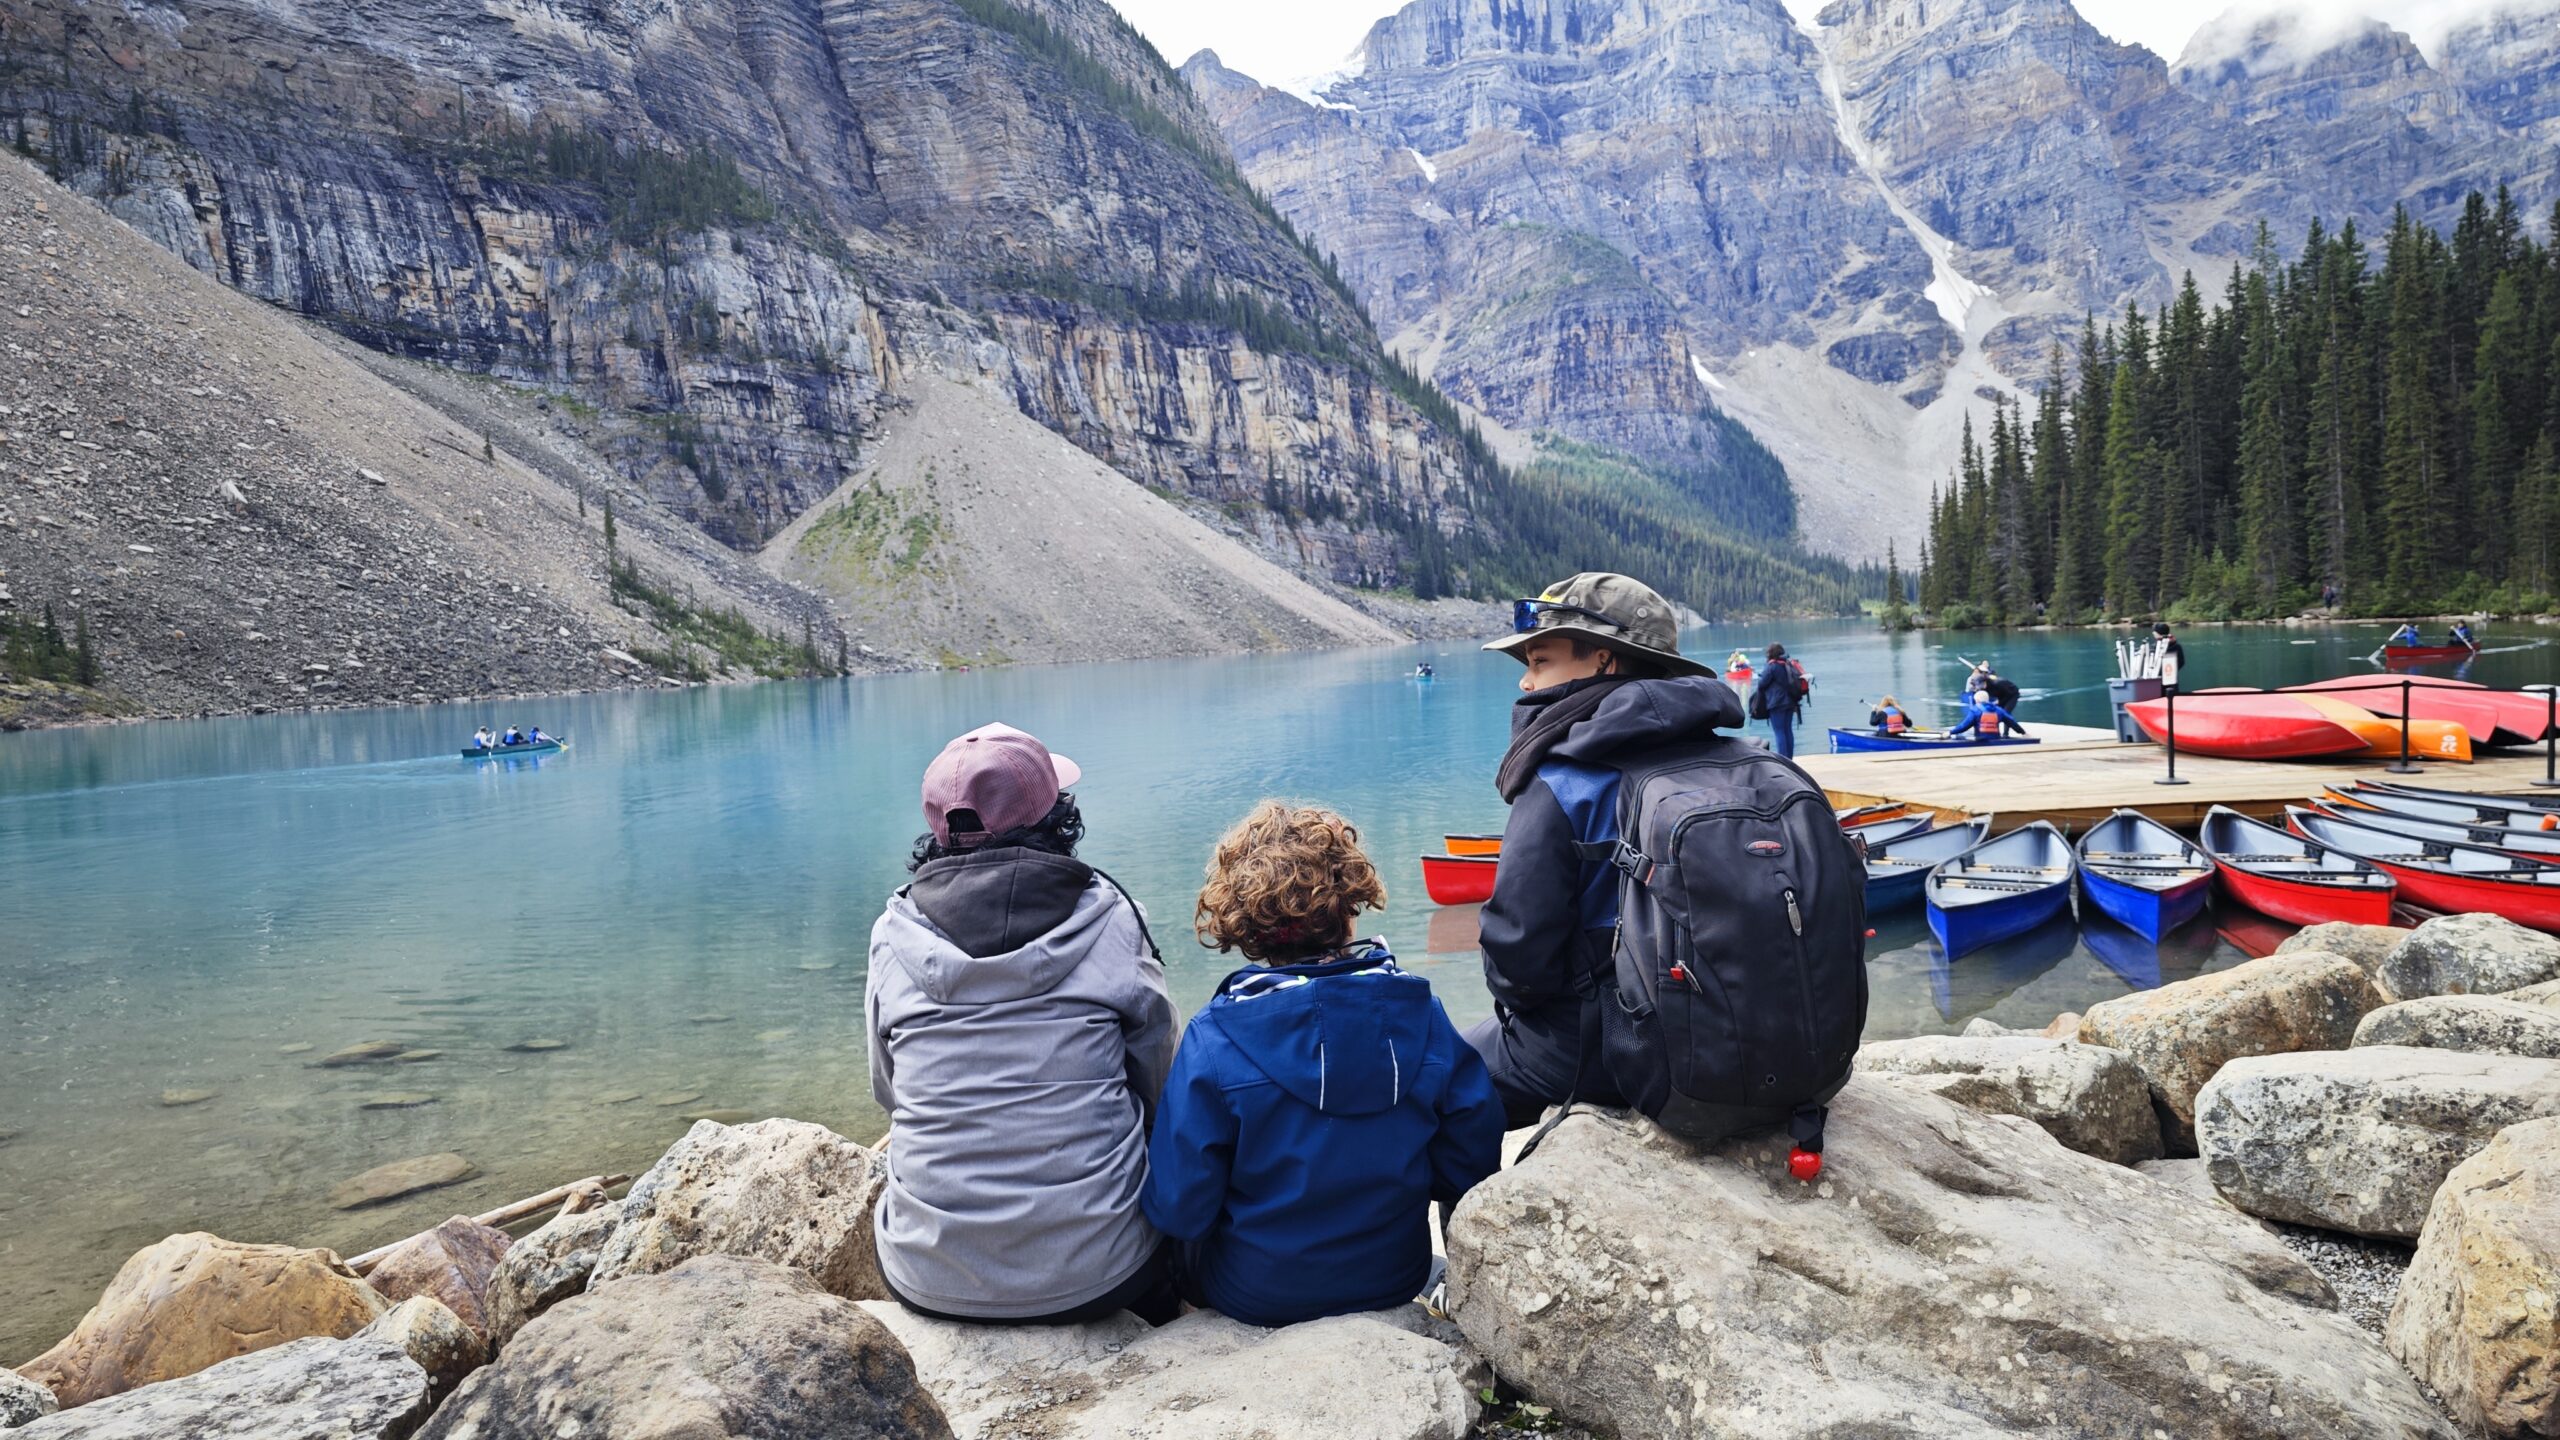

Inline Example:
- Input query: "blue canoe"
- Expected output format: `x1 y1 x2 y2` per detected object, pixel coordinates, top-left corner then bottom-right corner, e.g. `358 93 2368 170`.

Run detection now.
1865 816 1991 912
1926 822 2076 959
1842 811 1936 850
2075 810 2216 942
1827 727 2041 754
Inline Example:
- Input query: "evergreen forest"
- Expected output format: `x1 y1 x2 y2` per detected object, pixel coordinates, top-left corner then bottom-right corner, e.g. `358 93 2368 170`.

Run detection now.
1912 191 2560 628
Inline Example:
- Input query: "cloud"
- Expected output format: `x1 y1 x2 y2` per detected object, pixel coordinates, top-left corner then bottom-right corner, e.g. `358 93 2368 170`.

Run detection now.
2172 0 2554 71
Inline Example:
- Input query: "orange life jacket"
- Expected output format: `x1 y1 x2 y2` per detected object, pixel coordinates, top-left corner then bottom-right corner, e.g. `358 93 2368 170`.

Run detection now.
1880 708 1909 734
1976 709 2002 737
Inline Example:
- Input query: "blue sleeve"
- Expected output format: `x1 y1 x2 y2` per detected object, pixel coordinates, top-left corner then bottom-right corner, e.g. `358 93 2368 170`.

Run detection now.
1141 1023 1237 1242
1427 1015 1507 1207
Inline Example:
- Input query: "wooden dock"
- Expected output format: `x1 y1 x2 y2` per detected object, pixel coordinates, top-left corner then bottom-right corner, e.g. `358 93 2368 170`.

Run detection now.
1805 724 2560 835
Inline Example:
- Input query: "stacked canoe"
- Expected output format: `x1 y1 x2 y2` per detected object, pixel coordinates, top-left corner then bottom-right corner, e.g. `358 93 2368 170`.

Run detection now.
2125 678 2553 762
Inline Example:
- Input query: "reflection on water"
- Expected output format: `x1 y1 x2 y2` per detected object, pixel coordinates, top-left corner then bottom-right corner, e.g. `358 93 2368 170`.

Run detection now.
5 617 2517 1356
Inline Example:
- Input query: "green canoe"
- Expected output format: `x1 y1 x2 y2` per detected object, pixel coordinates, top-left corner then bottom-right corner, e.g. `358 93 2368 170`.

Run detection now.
462 739 566 759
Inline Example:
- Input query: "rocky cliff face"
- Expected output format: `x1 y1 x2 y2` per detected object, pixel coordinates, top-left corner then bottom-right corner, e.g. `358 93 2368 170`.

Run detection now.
2439 4 2560 144
1196 0 2559 563
0 0 1484 592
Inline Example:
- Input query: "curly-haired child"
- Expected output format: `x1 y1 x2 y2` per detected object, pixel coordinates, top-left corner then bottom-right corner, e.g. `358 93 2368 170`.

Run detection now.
1142 801 1504 1327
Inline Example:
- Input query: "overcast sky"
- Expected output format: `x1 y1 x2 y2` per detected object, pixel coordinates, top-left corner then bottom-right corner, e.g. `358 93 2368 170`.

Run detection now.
1108 0 2524 91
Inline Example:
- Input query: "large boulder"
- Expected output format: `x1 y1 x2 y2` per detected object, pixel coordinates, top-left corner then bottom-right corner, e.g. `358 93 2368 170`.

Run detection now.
2196 1046 2560 1238
859 1304 1484 1440
2276 922 2411 975
2499 977 2560 1008
585 1118 887 1300
2380 913 2560 1001
1854 1035 2162 1165
2353 994 2560 1059
0 1372 54 1429
2134 1157 2274 1230
2385 1117 2560 1438
356 1295 484 1399
362 1217 512 1342
1443 1083 2453 1440
420 1255 950 1440
481 1195 624 1349
17 1233 391 1407
10 1338 428 1439
2078 951 2382 1152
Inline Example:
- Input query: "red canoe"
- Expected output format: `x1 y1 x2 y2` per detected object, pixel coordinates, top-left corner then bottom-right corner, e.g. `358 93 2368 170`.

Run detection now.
2287 808 2560 932
2125 695 2367 760
2383 644 2479 664
2290 676 2551 746
1421 854 1498 906
2201 806 2396 927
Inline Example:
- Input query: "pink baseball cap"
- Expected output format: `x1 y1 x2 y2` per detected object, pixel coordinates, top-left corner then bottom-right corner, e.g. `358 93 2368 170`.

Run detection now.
921 723 1083 847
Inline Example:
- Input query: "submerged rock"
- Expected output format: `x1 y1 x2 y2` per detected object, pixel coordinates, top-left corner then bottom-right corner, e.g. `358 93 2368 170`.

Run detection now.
363 1216 512 1342
2275 922 2411 975
316 1041 407 1067
1854 1034 2161 1164
17 1233 389 1407
421 1256 950 1440
1445 1084 2452 1439
2078 950 2381 1151
2196 1046 2560 1237
2380 913 2560 1001
0 1371 55 1429
155 1090 216 1108
357 1092 440 1109
503 1039 568 1053
2386 1116 2560 1438
588 1118 887 1300
861 1303 1483 1440
482 1197 625 1349
11 1338 428 1439
2352 994 2560 1059
355 1295 483 1399
327 1153 477 1210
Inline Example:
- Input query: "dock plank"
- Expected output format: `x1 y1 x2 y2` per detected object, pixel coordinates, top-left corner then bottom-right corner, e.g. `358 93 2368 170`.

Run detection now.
1805 733 2560 835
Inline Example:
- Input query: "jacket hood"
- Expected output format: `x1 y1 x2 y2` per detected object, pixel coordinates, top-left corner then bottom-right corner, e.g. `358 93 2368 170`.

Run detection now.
907 846 1095 959
878 858 1128 1005
1518 674 1743 765
1204 944 1433 1116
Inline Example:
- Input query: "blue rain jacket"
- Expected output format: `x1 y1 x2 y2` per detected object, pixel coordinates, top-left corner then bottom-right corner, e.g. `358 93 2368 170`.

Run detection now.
1141 944 1505 1327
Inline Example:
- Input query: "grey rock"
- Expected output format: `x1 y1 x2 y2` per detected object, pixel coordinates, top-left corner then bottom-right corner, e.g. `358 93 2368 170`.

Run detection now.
2196 1046 2560 1238
1855 1034 2162 1164
588 1118 887 1301
2498 976 2560 1008
355 1295 484 1398
0 1371 55 1429
2386 1116 2560 1437
2079 951 2382 1153
860 1303 1484 1440
2379 912 2560 1001
481 1198 625 1350
2276 922 2412 975
154 1090 215 1108
11 1338 428 1440
317 1041 407 1068
326 1153 477 1210
363 1216 513 1342
2134 1157 2273 1230
2352 994 2560 1059
420 1256 951 1440
1445 1083 2452 1439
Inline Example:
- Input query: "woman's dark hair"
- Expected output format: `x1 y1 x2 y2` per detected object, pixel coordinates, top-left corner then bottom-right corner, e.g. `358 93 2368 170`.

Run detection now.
908 793 1085 872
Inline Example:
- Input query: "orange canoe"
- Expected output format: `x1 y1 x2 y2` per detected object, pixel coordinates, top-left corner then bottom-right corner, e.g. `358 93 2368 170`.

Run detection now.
2290 693 2473 763
1443 834 1503 857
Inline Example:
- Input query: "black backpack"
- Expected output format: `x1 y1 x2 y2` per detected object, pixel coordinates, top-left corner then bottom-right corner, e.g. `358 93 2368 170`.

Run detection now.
1580 738 1869 1172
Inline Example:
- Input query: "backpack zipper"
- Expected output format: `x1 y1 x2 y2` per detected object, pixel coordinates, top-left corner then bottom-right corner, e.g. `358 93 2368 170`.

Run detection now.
1784 888 1803 936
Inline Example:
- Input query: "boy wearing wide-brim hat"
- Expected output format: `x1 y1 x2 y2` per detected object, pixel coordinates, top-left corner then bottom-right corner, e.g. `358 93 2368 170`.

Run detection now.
1467 573 1741 1127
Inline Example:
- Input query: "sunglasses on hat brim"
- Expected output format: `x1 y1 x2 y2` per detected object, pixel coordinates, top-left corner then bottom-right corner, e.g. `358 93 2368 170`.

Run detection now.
1512 599 1629 636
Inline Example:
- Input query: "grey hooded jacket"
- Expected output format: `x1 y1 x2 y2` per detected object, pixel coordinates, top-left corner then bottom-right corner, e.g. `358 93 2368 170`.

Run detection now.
867 847 1176 1318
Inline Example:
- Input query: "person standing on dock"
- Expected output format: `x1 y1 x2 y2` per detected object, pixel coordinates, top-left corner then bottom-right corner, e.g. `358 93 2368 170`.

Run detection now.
1470 573 1739 1127
1750 643 1810 759
2152 623 2185 694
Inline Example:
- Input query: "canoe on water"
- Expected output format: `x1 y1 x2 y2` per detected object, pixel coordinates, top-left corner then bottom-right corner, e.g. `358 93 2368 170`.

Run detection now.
2200 805 2396 927
1842 812 1935 850
2304 799 2560 862
2350 779 2560 813
1826 727 2040 754
1421 853 1498 906
462 739 566 759
2286 808 2560 933
1926 821 2077 960
1863 816 1990 912
1443 833 1503 857
2123 694 2368 760
2382 644 2480 664
2074 810 2218 942
2322 785 2560 843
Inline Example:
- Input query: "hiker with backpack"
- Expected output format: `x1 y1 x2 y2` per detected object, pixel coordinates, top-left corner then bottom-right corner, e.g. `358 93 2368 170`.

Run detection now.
1468 576 1867 1168
1749 643 1811 758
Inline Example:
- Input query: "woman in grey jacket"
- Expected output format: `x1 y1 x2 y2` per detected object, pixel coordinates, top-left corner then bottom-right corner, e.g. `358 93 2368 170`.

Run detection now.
867 723 1180 1324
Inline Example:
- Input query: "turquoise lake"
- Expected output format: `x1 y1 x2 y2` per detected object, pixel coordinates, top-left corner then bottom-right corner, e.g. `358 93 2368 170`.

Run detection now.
3 615 2553 1355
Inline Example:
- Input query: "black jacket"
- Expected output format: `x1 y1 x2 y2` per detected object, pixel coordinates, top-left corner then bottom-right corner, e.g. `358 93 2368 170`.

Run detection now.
1477 677 1744 1098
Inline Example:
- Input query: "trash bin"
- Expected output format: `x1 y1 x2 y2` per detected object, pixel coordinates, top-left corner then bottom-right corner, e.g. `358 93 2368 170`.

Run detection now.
2108 677 2163 743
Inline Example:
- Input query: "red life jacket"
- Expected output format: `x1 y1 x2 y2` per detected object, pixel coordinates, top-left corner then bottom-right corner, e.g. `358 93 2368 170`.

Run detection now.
1975 709 2001 737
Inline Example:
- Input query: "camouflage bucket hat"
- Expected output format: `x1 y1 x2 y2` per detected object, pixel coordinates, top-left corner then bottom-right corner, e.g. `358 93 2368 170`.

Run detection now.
1483 572 1708 677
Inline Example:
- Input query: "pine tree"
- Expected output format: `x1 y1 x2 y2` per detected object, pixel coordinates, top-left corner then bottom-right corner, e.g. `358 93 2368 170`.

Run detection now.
2028 348 2069 608
2303 224 2372 604
72 610 96 686
1881 540 1911 630
2379 208 2448 604
2053 320 2110 617
2469 271 2534 579
2235 261 2296 610
2103 306 2160 612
